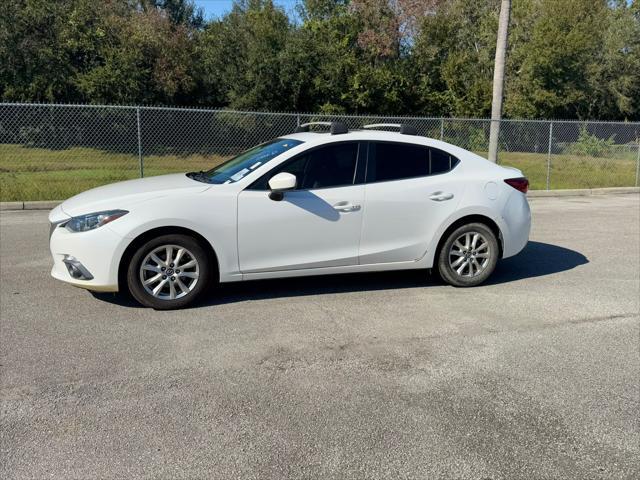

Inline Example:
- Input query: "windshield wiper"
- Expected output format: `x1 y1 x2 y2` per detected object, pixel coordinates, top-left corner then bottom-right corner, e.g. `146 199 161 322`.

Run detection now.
186 171 211 183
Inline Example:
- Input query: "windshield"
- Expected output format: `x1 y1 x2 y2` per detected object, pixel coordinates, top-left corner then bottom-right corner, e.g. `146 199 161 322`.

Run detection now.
191 139 303 184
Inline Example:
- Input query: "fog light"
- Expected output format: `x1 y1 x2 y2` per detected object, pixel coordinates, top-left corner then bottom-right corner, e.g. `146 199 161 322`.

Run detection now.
62 255 94 280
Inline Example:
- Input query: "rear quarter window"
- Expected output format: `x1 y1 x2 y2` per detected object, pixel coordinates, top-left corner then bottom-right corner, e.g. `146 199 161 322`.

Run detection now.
429 147 459 175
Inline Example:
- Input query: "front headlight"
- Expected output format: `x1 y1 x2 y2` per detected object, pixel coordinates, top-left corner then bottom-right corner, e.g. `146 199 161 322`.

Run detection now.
65 210 128 232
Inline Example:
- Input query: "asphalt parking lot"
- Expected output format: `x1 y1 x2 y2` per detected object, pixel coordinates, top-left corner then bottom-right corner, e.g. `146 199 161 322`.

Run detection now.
1 194 639 479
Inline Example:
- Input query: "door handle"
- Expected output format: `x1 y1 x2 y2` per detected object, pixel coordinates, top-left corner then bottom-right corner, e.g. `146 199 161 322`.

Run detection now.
429 191 454 202
333 201 361 212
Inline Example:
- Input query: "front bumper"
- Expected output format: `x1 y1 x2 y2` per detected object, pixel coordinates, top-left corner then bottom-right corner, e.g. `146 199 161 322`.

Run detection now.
49 220 127 292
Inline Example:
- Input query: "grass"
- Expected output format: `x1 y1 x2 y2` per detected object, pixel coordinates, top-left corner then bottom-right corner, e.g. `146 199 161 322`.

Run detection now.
496 151 637 190
0 144 637 201
0 144 230 201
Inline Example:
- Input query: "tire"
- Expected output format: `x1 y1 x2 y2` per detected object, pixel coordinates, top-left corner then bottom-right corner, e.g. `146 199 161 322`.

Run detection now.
437 223 499 287
127 234 212 309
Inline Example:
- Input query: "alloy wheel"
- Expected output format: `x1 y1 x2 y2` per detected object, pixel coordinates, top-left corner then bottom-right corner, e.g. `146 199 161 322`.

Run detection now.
139 244 200 300
448 231 491 278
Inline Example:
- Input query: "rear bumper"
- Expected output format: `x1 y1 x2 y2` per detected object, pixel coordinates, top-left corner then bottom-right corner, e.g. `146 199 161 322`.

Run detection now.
501 191 531 258
49 222 127 292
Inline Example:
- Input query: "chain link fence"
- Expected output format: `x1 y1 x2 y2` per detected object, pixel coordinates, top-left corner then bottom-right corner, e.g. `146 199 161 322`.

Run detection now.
0 103 638 201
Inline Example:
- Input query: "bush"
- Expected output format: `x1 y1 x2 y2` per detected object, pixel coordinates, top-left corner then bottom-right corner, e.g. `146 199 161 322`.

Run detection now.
565 127 615 157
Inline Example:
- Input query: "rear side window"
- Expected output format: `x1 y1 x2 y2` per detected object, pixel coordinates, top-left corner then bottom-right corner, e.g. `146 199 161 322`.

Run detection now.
367 143 427 182
250 142 359 190
366 142 459 183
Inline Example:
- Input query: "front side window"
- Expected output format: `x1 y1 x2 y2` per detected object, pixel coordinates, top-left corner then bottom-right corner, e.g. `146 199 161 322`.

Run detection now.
366 142 459 183
250 142 359 190
190 139 304 184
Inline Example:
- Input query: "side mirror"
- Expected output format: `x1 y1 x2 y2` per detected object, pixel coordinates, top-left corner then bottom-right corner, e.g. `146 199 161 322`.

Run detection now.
268 172 296 201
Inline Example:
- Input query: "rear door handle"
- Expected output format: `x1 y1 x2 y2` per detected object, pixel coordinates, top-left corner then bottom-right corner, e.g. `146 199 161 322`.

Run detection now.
429 191 454 202
333 201 361 212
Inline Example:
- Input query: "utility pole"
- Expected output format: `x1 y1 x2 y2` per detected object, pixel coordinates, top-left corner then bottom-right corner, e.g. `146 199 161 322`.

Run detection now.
488 0 511 163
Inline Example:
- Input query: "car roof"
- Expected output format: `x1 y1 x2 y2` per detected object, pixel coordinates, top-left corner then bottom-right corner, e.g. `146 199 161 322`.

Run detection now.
280 130 467 155
281 130 432 143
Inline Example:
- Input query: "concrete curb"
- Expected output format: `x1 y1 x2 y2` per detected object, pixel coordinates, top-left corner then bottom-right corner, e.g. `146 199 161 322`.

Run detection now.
0 202 25 211
25 201 62 210
527 187 640 197
1 200 63 211
1 187 638 211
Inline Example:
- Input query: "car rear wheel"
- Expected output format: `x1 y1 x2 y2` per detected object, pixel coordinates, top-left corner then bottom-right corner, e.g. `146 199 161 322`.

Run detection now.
437 223 498 287
127 234 211 309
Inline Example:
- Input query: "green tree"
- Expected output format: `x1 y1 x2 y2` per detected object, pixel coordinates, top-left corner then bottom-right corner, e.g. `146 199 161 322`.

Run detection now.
505 0 608 119
287 0 360 113
0 0 202 104
1 0 638 119
585 0 640 120
143 0 205 29
198 0 292 110
412 0 499 117
289 0 419 114
0 0 99 101
74 6 197 104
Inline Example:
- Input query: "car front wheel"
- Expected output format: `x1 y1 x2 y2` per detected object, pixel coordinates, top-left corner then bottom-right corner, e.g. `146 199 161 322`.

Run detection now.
437 223 499 287
127 234 211 309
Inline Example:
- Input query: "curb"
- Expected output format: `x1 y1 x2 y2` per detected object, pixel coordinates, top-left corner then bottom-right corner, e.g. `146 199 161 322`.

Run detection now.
1 187 638 211
527 187 640 197
0 201 63 211
25 201 62 210
0 201 25 211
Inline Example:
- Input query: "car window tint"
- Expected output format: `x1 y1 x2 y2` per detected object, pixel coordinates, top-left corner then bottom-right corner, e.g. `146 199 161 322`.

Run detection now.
299 143 358 189
368 143 429 182
251 143 358 190
279 155 308 184
249 155 306 190
429 148 457 174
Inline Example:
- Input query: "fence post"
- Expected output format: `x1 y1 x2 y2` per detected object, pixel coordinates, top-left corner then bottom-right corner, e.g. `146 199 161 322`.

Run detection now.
296 114 301 128
440 118 444 141
546 122 553 191
136 107 143 178
636 140 639 187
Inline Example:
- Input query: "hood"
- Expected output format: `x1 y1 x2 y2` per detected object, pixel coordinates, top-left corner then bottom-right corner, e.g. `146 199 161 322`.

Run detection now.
59 173 210 217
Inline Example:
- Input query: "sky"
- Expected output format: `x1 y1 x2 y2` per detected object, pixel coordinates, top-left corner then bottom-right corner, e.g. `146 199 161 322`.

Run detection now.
193 0 299 20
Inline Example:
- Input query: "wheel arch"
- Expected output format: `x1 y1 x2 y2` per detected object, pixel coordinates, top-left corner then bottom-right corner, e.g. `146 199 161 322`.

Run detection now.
117 226 220 292
433 214 504 267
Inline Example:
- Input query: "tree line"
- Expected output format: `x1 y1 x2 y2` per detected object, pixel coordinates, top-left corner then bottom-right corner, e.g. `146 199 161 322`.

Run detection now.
1 0 639 120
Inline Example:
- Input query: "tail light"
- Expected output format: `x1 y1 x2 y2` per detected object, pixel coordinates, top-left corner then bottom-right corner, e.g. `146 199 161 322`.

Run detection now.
504 177 529 193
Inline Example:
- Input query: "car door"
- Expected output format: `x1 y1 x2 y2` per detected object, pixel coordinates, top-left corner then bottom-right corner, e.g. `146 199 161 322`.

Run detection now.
358 141 464 264
237 142 365 273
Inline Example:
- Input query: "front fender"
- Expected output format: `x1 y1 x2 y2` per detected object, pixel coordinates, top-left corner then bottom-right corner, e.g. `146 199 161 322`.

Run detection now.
105 192 240 283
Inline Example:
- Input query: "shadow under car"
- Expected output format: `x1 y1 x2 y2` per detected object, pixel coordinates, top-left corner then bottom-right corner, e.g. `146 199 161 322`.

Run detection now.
91 241 588 309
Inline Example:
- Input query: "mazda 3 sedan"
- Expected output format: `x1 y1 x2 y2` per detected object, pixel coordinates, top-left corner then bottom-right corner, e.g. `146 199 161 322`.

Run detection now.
49 122 531 309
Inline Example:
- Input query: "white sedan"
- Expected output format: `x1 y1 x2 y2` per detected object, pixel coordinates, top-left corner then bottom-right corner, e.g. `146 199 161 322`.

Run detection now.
49 122 531 309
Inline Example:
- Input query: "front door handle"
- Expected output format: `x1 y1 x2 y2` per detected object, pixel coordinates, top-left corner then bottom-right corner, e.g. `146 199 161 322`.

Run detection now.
333 201 361 212
429 191 454 202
